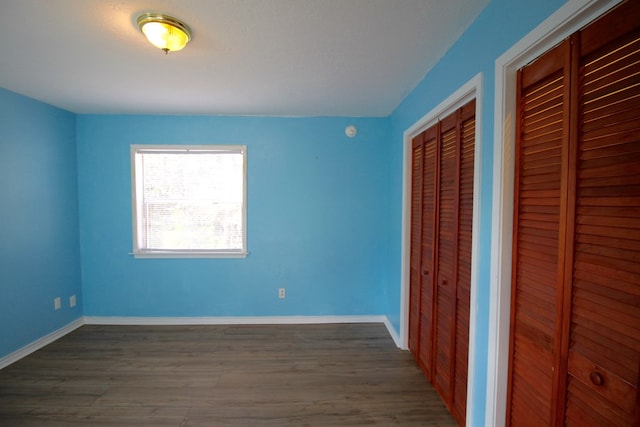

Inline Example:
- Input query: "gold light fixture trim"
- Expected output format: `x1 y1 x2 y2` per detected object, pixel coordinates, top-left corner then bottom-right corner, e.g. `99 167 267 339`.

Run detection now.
137 13 192 54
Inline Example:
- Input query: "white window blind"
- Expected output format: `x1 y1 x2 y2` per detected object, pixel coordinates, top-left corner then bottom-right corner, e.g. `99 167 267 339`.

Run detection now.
131 145 247 258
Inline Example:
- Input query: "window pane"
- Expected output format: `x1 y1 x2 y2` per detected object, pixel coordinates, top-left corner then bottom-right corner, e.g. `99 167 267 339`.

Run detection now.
145 202 243 250
132 146 246 256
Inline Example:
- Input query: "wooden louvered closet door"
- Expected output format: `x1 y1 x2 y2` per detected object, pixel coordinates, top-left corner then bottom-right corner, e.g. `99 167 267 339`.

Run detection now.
435 113 459 403
420 126 439 377
409 132 425 359
454 102 475 421
410 126 438 377
509 39 569 426
508 1 640 425
564 3 640 424
409 99 475 426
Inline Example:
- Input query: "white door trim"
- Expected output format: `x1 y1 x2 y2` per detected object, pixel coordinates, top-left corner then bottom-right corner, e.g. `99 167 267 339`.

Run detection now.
486 1 622 425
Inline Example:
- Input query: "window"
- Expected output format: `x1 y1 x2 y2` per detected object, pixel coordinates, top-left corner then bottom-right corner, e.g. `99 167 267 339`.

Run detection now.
131 145 247 258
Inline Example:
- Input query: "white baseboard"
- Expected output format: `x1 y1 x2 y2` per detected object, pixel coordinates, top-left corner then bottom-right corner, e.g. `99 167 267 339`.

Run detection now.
0 317 84 370
1 315 405 369
382 317 402 349
83 314 388 326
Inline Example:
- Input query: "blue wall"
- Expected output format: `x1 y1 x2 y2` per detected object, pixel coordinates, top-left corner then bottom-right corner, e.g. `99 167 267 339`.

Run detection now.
77 115 392 317
386 0 566 425
0 88 82 358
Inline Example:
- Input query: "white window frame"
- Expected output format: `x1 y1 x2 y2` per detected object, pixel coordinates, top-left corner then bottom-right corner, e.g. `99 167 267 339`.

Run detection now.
130 144 247 259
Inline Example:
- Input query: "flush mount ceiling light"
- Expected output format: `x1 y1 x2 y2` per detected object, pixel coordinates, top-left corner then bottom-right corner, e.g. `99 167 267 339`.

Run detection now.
137 13 191 54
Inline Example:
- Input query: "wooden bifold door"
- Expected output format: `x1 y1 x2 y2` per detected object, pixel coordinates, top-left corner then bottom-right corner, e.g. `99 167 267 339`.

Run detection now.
409 99 475 426
508 1 640 425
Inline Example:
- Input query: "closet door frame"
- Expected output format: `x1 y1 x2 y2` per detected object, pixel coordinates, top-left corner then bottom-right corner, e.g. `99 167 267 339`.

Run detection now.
488 1 623 426
401 72 483 423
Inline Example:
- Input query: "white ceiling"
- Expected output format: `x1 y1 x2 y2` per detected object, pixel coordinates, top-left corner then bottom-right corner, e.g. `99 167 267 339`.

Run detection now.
0 0 488 116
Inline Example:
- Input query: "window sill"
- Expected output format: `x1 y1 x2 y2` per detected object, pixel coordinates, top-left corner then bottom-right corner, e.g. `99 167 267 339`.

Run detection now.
131 251 248 259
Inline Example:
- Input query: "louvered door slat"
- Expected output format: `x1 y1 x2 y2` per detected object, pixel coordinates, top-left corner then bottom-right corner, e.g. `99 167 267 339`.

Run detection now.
580 141 640 161
583 105 640 133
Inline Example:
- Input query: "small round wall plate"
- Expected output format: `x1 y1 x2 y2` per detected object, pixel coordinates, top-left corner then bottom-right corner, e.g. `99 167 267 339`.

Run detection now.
345 125 357 138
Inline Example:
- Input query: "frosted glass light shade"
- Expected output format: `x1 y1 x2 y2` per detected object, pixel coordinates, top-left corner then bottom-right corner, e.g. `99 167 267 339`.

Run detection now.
137 13 191 54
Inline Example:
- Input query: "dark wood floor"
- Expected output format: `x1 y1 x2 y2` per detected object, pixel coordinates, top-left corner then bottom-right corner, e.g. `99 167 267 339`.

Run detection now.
0 323 457 426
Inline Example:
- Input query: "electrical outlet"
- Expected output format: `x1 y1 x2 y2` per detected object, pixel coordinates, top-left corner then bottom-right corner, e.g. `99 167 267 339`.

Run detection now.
69 295 76 308
54 297 61 310
278 288 286 299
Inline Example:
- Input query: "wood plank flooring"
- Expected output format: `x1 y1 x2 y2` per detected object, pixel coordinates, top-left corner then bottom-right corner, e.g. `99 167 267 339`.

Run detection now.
0 323 458 426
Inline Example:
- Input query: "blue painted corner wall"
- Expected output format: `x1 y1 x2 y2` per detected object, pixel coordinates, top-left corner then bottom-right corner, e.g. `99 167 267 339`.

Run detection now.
0 88 82 357
76 115 393 318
